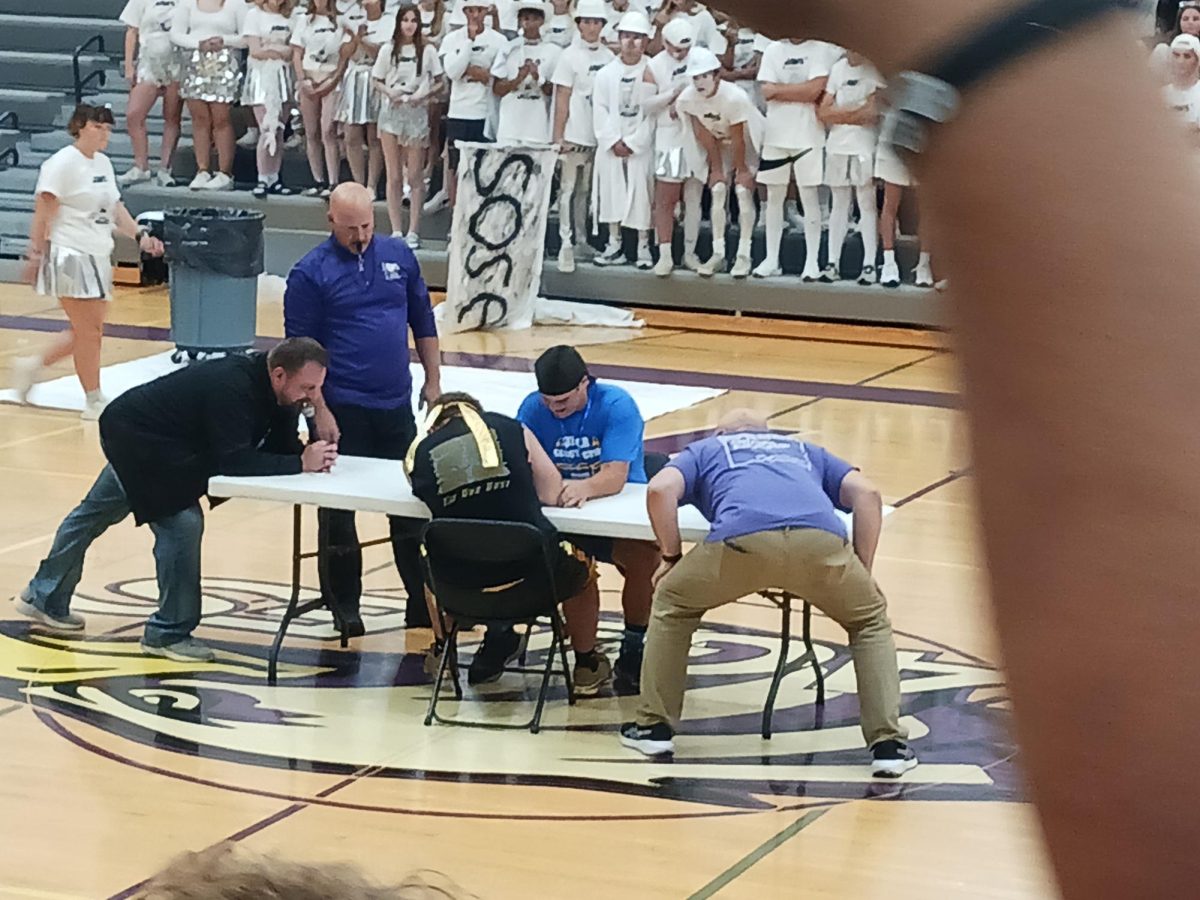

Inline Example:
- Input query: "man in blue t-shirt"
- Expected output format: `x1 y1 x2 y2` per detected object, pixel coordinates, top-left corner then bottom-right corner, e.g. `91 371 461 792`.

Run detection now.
516 345 659 698
619 409 917 779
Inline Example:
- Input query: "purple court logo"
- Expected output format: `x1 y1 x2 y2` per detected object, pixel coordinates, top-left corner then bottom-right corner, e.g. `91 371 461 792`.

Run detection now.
1 577 1023 817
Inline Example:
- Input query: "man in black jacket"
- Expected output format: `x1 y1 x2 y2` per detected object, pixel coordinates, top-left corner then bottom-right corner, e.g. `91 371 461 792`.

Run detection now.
13 338 337 662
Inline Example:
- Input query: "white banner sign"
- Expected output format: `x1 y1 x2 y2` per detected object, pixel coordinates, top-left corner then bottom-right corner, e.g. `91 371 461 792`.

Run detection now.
442 142 557 334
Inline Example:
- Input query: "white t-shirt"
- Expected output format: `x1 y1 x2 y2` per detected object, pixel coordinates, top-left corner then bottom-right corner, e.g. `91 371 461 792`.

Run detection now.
615 59 650 138
291 12 349 75
120 0 178 51
551 38 615 146
491 38 562 143
1164 80 1200 127
823 58 883 156
372 41 442 99
36 146 120 257
647 49 691 133
170 0 248 50
338 0 367 31
440 26 509 119
242 7 294 55
544 12 575 47
343 13 395 66
676 79 755 142
666 5 725 55
419 5 446 45
758 39 841 149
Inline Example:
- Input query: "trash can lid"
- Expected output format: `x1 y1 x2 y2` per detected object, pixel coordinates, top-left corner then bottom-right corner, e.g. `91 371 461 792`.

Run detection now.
164 207 267 222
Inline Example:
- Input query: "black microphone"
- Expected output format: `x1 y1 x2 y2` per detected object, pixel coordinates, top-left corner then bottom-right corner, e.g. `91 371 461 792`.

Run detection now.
301 402 319 445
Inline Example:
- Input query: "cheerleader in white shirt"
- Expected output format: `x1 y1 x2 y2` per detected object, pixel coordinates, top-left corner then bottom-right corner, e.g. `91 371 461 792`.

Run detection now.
338 0 393 195
292 0 350 196
118 0 184 187
374 3 442 242
491 1 562 145
10 105 165 421
818 50 882 284
172 0 248 191
242 0 300 197
544 0 574 47
417 0 449 208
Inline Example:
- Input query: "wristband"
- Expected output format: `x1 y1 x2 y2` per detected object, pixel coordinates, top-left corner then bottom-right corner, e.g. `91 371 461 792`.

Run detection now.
661 552 682 564
880 0 1119 160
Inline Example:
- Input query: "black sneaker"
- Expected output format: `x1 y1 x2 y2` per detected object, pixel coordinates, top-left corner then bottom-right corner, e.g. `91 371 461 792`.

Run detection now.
613 648 642 696
871 739 919 778
467 626 523 685
619 721 675 756
252 181 269 199
858 264 877 285
342 616 365 638
819 263 839 283
268 181 299 196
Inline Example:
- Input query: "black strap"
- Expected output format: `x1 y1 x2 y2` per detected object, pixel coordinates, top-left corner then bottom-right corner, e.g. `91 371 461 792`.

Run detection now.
917 0 1120 94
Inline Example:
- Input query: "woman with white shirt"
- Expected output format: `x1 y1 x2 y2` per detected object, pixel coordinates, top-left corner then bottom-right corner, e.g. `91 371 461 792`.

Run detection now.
337 0 392 195
172 0 248 190
417 0 449 209
374 3 441 242
9 105 165 420
242 0 300 197
292 0 349 196
118 0 184 187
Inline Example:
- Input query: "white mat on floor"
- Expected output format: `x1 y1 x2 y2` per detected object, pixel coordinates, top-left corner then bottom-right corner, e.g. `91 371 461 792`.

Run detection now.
0 351 723 420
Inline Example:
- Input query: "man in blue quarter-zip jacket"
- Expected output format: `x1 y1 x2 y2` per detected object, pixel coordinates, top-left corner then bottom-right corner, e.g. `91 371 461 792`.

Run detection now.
284 183 442 636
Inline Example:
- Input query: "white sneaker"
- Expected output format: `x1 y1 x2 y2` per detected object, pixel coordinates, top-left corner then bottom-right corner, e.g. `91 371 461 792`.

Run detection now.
819 263 839 283
880 260 901 288
80 396 108 421
284 132 303 150
698 252 725 278
635 244 653 270
154 169 177 188
117 166 152 187
237 127 260 149
188 171 212 191
800 263 822 282
557 245 575 273
752 260 781 279
914 261 935 288
653 251 673 277
858 264 878 286
681 251 704 273
594 244 626 267
934 278 950 292
14 594 86 632
404 231 421 249
10 354 42 403
730 254 752 279
423 189 448 214
203 172 233 191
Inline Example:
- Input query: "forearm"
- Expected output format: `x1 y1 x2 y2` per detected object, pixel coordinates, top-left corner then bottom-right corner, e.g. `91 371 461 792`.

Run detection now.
647 490 682 556
112 203 140 241
761 79 824 103
124 28 138 72
552 86 571 142
27 195 56 255
849 496 881 572
414 336 441 389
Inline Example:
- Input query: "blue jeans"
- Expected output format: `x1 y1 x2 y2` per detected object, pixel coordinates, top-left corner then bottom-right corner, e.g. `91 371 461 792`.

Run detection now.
24 464 205 647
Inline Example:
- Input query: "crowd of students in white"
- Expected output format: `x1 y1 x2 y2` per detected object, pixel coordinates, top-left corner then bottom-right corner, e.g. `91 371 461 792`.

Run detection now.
117 0 941 286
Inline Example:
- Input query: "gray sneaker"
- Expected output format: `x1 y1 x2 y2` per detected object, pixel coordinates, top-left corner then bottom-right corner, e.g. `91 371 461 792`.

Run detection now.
141 637 215 662
13 594 85 632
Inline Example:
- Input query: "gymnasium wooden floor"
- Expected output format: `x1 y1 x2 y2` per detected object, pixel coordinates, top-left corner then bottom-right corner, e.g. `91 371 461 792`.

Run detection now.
0 282 1058 899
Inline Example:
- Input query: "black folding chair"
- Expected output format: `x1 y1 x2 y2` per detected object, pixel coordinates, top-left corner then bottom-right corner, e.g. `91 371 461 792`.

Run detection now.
421 519 576 734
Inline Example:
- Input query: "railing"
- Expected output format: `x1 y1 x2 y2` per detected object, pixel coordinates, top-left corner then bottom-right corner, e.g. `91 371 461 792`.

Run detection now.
72 34 107 105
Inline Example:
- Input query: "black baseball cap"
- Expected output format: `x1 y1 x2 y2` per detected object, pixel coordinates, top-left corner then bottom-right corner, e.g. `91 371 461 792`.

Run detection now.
535 345 589 396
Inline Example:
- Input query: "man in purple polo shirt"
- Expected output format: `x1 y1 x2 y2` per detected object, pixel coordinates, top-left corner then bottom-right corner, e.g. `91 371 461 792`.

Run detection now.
619 409 917 778
284 183 442 636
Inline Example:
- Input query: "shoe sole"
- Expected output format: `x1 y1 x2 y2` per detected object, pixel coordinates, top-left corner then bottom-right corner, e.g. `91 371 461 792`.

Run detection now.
140 642 215 663
619 734 675 756
13 597 84 632
573 673 612 697
466 634 528 686
871 757 919 778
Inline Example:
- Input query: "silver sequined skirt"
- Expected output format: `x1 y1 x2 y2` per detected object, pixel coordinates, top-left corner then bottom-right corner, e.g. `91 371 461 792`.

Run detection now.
241 61 294 108
654 144 692 181
337 65 380 124
36 244 113 301
378 101 429 142
136 38 182 86
181 47 243 104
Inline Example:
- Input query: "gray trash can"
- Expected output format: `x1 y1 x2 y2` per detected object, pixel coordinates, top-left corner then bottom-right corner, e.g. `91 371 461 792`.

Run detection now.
162 208 265 363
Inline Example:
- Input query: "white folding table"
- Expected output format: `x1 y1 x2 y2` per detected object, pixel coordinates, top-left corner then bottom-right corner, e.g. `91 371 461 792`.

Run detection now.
209 455 823 734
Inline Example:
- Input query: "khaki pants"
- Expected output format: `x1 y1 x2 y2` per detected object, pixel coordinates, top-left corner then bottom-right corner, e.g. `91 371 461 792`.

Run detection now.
636 527 906 748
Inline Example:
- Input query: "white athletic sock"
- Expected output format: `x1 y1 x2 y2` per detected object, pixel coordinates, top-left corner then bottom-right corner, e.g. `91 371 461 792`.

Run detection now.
883 249 897 265
682 180 703 256
828 187 852 273
856 184 878 268
709 182 728 256
918 251 932 267
262 170 280 187
799 186 822 272
559 158 580 243
85 389 104 404
763 185 786 268
606 223 621 252
735 185 756 257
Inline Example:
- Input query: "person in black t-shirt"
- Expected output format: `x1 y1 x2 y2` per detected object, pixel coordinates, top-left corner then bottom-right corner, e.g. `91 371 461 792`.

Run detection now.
13 338 338 663
407 392 594 684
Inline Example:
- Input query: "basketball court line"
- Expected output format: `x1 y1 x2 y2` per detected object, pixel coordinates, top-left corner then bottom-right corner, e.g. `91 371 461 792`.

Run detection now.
685 807 831 899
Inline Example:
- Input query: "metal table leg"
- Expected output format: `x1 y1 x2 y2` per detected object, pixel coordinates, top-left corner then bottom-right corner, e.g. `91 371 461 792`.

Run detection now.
761 590 826 739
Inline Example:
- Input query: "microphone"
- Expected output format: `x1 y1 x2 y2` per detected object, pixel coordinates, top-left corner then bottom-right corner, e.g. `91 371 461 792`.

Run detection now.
300 402 319 445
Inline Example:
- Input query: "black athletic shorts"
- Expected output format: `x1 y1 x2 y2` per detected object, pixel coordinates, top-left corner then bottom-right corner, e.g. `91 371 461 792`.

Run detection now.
445 118 489 170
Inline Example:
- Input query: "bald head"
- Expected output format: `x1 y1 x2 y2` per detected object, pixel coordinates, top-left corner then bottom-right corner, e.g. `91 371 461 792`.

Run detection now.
328 183 376 255
716 408 769 434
